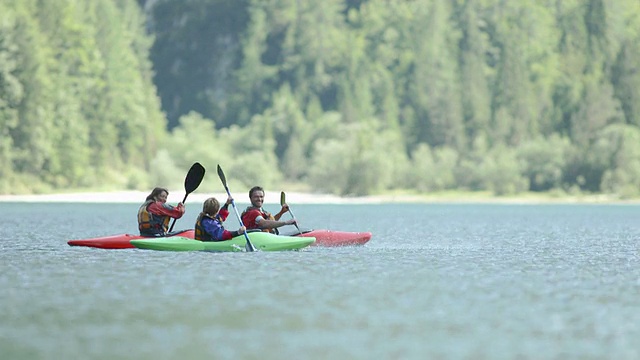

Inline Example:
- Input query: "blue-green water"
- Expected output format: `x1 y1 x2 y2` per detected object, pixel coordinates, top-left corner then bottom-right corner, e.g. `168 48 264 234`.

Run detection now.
1 202 639 359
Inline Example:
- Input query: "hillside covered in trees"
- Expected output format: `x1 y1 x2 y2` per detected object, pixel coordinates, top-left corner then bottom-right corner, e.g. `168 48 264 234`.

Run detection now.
2 0 640 197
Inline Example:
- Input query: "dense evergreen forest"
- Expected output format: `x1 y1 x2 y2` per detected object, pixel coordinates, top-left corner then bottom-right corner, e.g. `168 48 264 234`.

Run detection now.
2 0 640 197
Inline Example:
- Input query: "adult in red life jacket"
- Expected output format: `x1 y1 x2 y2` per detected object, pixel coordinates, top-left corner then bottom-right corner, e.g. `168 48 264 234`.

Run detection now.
241 186 296 234
194 197 246 241
138 187 185 236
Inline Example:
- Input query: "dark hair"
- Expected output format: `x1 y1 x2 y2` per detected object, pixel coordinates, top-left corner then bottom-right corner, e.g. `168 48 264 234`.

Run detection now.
248 186 264 198
145 187 169 202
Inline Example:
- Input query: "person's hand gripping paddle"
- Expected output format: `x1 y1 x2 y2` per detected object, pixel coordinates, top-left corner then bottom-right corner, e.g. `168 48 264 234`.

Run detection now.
281 191 301 235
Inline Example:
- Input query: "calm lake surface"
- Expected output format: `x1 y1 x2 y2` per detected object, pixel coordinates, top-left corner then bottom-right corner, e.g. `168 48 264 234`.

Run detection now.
1 202 639 359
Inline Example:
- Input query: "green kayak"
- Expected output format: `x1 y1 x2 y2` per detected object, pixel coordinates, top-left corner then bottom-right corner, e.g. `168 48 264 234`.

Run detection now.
130 232 315 252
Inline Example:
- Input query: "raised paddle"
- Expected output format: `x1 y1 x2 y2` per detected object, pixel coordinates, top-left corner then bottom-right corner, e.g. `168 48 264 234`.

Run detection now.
280 191 301 234
217 164 256 252
168 162 206 233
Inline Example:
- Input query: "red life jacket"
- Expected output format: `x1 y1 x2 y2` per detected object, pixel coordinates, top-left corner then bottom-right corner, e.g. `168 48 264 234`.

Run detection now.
241 206 276 233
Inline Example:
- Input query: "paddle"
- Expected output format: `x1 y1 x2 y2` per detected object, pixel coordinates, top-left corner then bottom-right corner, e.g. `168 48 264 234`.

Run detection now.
168 162 206 233
280 191 301 234
216 164 256 252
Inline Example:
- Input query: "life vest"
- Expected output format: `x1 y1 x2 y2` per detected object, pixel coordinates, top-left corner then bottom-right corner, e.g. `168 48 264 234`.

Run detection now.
194 213 214 241
138 200 171 236
241 206 276 233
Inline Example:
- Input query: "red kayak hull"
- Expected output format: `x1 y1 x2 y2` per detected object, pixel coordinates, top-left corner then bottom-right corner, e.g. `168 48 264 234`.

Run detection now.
67 230 195 249
298 230 371 247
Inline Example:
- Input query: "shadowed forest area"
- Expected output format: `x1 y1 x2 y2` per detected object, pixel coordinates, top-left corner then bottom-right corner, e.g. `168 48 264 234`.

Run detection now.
1 0 640 198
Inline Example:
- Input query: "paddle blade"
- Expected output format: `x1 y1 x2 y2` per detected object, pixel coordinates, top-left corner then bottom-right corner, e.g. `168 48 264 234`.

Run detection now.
185 162 206 194
245 235 256 252
169 162 205 233
217 164 227 188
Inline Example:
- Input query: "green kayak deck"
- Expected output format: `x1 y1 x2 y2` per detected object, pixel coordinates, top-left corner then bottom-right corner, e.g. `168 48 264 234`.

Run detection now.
130 232 315 252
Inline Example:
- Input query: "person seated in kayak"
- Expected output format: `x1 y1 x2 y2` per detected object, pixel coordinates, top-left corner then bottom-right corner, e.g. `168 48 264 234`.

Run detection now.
138 187 185 236
194 197 246 241
241 186 296 234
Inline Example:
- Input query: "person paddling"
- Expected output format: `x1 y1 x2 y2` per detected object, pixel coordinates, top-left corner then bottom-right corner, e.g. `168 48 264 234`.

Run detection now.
138 187 185 236
194 197 246 241
241 186 296 234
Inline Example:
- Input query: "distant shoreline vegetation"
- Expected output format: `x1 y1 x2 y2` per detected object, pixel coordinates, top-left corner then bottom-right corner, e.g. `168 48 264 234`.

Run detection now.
0 189 638 205
2 1 640 198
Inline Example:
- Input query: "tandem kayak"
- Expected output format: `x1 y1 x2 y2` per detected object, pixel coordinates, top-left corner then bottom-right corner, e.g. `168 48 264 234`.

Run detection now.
130 232 315 252
67 229 195 249
68 228 370 249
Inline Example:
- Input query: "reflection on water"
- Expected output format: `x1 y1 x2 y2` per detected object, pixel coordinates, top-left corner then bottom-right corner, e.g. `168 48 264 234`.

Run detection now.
1 203 639 359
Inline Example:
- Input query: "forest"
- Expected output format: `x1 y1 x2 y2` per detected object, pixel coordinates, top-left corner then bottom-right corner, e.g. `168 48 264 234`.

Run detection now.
1 0 640 197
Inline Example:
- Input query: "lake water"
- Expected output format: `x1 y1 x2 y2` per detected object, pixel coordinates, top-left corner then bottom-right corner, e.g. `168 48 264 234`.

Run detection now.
1 202 639 359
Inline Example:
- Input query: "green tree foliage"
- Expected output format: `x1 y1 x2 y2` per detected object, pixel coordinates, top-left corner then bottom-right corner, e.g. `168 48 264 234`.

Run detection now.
306 118 407 196
595 124 640 198
487 1 555 146
35 0 97 187
477 145 528 196
264 84 309 179
406 144 458 192
1 0 166 193
165 112 225 173
6 1 58 191
406 2 465 150
0 4 21 192
517 135 570 191
93 0 165 169
452 0 492 148
222 113 282 190
149 0 250 128
4 0 640 197
610 2 640 127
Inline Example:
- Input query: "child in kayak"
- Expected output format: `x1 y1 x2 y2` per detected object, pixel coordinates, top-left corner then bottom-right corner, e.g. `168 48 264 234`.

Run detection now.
195 197 246 241
138 187 185 236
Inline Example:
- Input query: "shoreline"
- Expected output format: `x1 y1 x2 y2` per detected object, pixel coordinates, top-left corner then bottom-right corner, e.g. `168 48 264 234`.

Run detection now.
0 190 638 205
0 191 364 205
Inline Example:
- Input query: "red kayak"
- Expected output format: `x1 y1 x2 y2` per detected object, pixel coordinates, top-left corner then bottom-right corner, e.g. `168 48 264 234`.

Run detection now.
280 229 372 247
68 228 371 249
67 229 195 249
298 230 371 246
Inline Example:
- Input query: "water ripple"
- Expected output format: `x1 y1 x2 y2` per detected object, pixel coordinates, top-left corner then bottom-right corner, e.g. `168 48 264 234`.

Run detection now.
1 203 640 359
